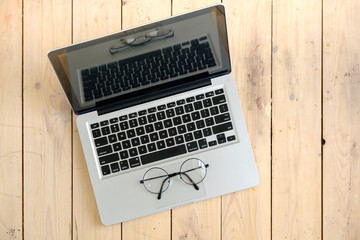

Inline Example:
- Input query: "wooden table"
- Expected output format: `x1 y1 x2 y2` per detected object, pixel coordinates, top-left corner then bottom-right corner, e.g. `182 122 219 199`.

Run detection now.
1 0 359 239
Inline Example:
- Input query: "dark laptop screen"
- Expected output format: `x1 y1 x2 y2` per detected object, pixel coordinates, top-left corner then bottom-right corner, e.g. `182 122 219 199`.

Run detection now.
48 5 230 114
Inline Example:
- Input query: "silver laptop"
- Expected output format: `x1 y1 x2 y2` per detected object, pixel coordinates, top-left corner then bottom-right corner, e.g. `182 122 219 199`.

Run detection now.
48 4 259 225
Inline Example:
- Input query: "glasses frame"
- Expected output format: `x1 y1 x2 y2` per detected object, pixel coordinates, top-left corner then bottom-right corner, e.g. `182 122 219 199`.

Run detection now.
109 28 174 54
140 158 209 200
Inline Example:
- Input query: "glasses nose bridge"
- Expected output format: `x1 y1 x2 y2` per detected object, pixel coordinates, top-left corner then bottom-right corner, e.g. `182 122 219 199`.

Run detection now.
168 172 181 178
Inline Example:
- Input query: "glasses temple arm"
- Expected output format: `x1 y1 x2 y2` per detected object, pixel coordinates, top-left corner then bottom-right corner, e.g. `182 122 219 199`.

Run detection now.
180 172 199 190
158 176 171 200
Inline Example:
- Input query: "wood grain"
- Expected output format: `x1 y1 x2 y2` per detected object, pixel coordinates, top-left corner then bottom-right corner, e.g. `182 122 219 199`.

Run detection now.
72 0 123 238
272 0 322 239
23 0 72 239
0 0 22 239
323 0 360 239
171 1 222 240
221 0 272 239
121 1 171 239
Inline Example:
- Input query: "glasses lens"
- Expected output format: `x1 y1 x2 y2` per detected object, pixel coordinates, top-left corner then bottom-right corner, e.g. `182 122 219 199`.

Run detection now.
111 39 129 49
180 158 208 185
130 36 151 46
142 167 170 194
146 28 172 38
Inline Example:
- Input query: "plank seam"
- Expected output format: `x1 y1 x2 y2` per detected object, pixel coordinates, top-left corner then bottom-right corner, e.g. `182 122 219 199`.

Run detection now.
320 0 324 239
270 0 274 239
22 0 25 239
71 0 74 239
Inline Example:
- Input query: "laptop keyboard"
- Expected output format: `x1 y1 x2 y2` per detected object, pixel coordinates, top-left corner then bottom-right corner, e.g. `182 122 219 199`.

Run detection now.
90 88 236 177
81 36 216 102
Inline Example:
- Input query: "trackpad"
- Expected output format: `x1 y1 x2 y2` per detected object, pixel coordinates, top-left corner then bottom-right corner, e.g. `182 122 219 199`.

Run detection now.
154 178 206 209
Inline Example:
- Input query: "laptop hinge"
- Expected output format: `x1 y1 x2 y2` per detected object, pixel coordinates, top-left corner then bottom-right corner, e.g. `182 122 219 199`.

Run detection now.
97 78 211 116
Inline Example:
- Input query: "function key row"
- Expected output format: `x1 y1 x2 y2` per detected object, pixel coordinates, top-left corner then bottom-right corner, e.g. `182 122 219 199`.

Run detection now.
90 89 225 129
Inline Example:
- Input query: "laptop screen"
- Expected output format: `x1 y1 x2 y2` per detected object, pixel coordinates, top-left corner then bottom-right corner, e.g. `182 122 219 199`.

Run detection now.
48 4 230 114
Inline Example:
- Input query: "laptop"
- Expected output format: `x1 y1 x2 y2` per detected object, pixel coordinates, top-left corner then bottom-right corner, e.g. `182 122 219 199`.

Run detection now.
48 4 259 225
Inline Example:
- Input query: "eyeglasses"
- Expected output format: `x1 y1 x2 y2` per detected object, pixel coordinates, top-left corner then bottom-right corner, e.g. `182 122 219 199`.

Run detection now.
109 28 174 54
140 158 209 200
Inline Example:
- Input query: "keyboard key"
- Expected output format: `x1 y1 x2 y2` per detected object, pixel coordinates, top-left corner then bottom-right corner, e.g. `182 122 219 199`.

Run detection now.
97 145 113 156
101 165 111 175
154 122 163 131
173 116 182 125
187 141 198 152
141 144 187 165
129 148 138 157
210 106 219 116
205 117 215 126
120 150 129 159
117 132 126 141
147 114 156 123
136 126 145 135
138 110 147 116
120 160 129 170
157 111 166 120
94 137 108 147
167 102 176 108
177 125 186 134
129 119 138 128
203 128 212 137
110 162 120 173
205 91 214 97
113 143 122 151
209 140 217 146
175 135 184 144
110 118 118 124
141 135 150 144
108 134 117 143
110 124 120 133
129 157 141 168
184 104 194 113
126 129 136 138
175 106 185 115
138 116 147 125
99 152 119 165
212 122 233 134
201 109 210 118
150 133 159 142
193 130 203 139
217 133 226 144
147 143 156 152
186 97 195 103
166 109 175 118
145 124 154 133
101 126 111 135
157 104 166 110
182 114 191 123
215 113 231 124
219 103 228 113
203 99 212 108
198 139 207 149
122 140 131 149
131 137 140 147
186 122 196 131
165 138 175 147
120 121 129 130
129 112 138 118
212 95 226 105
176 99 185 105
119 115 128 121
168 127 177 136
159 130 168 139
157 140 166 149
227 135 236 142
138 145 147 154
215 89 224 95
90 123 99 129
148 107 156 113
185 133 193 142
194 101 203 110
100 120 109 126
196 94 205 100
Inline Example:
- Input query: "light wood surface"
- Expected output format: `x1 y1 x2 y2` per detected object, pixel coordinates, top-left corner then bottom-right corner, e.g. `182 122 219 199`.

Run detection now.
1 0 360 239
272 0 322 239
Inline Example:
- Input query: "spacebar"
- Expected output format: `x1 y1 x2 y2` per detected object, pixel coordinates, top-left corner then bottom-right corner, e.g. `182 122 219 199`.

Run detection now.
141 145 187 165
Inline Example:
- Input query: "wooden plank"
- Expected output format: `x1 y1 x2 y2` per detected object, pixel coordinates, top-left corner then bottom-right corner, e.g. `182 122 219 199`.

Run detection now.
23 0 72 239
220 0 272 239
171 1 222 240
323 0 360 239
0 0 22 239
72 0 122 238
272 0 321 239
172 0 220 15
121 1 171 239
